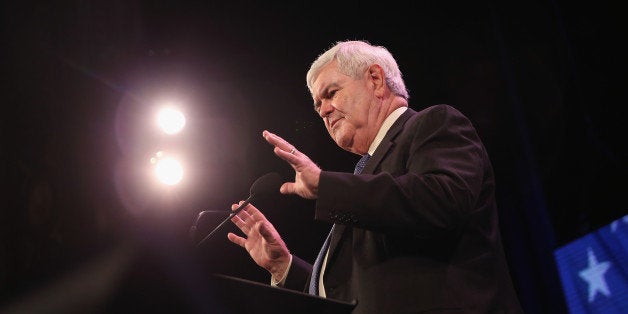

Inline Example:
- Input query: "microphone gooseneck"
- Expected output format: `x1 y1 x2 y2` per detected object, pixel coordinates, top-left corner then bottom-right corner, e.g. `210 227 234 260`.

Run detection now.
195 172 282 247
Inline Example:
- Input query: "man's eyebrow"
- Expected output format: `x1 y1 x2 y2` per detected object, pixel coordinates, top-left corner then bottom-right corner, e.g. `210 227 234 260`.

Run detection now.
319 83 339 99
313 84 330 109
313 82 340 110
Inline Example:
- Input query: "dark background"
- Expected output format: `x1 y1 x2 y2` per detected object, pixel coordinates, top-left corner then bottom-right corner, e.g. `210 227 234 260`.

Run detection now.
1 0 625 313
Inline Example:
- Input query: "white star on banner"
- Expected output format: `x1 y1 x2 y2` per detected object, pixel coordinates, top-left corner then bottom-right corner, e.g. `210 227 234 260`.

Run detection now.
578 247 612 303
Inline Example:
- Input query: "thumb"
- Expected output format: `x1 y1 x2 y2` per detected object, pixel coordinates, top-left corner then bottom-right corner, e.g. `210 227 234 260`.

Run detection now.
257 221 275 242
280 182 295 194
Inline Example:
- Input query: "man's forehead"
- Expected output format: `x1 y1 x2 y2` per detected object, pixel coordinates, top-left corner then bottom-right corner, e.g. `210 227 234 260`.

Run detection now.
312 62 342 93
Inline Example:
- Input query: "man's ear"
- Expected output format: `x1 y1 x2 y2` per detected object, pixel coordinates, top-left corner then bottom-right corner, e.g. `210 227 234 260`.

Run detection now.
367 64 386 97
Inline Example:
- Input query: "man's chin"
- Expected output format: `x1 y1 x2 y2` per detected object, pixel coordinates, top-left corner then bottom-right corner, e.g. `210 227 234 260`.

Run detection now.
333 138 352 152
330 130 352 149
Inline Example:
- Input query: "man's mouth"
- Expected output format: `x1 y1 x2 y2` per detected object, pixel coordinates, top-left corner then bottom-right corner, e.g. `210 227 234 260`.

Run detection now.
329 117 342 129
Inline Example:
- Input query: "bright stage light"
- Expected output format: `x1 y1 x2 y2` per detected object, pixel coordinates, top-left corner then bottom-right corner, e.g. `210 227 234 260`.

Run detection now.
152 155 183 185
157 107 186 134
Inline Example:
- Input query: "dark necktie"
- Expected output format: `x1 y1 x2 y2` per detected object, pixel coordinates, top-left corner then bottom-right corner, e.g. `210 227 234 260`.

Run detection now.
308 154 371 295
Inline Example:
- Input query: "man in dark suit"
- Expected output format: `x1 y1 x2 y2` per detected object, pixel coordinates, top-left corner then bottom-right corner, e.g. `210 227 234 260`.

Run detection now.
227 40 523 313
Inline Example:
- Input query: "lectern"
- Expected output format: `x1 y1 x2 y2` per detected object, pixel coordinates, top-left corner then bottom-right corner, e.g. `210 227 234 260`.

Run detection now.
206 273 356 314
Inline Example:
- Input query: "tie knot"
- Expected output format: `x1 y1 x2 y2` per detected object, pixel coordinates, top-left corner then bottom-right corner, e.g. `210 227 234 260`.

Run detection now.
354 154 371 174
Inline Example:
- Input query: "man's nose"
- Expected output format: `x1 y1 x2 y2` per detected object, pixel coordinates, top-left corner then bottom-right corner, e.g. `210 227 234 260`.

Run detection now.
319 100 334 118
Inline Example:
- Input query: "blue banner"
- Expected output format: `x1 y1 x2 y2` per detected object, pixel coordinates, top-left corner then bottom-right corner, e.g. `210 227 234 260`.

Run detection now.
554 214 628 313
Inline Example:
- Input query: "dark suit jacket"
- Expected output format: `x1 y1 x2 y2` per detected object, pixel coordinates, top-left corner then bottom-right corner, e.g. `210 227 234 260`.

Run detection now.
285 105 523 313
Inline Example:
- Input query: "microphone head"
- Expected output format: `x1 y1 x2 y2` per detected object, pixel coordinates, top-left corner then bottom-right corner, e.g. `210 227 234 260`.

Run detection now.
249 172 282 200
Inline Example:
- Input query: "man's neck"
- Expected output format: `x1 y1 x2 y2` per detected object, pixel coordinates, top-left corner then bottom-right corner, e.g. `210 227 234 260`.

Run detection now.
367 105 408 155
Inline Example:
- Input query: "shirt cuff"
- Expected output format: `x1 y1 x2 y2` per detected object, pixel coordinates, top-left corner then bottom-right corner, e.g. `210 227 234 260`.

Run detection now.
270 254 293 287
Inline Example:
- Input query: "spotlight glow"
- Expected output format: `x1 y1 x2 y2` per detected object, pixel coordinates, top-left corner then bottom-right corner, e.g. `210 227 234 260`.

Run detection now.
157 107 186 134
154 157 183 185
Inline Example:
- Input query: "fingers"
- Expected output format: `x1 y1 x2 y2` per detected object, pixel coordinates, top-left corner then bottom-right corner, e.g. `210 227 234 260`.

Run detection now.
263 130 299 156
261 129 320 199
231 214 249 234
230 201 270 234
243 203 268 222
273 146 300 167
230 202 252 233
233 201 263 217
227 232 246 248
228 218 279 249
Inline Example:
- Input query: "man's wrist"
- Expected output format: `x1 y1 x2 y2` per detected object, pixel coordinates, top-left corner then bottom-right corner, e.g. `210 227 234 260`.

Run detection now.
270 254 293 287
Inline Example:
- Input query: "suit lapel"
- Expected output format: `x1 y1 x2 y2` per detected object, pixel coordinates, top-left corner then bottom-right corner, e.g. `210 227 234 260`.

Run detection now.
326 108 417 261
362 108 415 175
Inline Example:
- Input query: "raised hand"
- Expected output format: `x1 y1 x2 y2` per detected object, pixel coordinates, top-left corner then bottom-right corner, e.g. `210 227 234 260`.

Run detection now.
262 130 321 199
227 201 291 279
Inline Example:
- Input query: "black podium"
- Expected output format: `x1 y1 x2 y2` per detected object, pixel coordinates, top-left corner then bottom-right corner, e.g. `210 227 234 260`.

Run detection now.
205 273 356 314
107 268 356 313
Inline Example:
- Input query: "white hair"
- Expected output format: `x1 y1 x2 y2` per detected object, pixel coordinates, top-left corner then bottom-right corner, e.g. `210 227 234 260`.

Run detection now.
306 40 409 100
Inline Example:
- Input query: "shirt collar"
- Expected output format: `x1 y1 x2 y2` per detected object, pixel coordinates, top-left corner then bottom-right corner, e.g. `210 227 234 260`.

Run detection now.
367 106 408 156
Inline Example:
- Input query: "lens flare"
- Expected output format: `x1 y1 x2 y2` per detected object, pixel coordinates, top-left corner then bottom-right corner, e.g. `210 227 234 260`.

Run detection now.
154 157 183 185
157 107 186 134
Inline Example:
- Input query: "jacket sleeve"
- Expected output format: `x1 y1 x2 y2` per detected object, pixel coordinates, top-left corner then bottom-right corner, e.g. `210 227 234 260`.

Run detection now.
282 255 313 292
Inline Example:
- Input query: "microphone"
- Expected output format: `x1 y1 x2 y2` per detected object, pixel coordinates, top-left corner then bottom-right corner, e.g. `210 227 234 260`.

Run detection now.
193 172 282 247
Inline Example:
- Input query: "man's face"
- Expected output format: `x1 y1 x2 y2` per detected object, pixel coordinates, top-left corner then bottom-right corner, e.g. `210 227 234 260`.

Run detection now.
311 61 376 154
